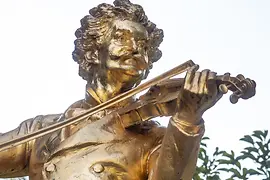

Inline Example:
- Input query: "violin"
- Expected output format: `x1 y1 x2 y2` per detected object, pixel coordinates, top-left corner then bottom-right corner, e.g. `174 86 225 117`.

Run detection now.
116 70 257 129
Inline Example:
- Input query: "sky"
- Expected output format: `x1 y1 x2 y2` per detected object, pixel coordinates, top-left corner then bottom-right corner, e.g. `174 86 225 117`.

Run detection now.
0 0 269 179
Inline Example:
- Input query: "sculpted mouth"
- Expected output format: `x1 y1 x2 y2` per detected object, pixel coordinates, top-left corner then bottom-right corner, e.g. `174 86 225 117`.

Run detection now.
108 54 147 77
110 54 120 60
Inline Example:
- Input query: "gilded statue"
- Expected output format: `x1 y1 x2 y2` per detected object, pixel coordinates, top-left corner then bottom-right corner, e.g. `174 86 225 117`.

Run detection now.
0 0 256 179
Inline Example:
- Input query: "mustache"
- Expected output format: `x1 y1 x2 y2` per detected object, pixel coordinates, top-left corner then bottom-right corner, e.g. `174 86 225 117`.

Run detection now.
109 53 143 61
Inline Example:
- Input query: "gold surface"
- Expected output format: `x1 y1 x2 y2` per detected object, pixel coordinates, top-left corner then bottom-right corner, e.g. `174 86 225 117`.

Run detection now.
0 0 256 179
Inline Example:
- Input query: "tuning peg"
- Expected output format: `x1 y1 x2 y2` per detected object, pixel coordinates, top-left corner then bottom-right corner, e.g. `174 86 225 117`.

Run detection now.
219 84 228 94
236 74 245 80
230 93 239 104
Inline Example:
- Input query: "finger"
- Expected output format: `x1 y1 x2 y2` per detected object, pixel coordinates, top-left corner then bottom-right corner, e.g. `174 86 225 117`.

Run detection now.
199 69 209 94
222 73 230 81
185 64 199 86
208 71 217 82
191 71 201 93
215 91 224 103
206 71 217 95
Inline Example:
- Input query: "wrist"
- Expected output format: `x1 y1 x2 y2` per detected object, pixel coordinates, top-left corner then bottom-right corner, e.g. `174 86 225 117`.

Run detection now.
171 115 205 136
176 97 203 124
174 111 202 125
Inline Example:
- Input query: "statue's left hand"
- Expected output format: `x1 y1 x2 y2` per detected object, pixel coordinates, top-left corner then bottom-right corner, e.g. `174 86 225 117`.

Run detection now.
175 65 224 124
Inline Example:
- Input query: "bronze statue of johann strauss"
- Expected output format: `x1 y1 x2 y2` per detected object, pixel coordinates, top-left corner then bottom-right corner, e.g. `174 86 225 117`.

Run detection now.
0 0 256 179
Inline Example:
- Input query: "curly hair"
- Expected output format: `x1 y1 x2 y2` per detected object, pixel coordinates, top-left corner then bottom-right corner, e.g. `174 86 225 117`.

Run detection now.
72 0 164 83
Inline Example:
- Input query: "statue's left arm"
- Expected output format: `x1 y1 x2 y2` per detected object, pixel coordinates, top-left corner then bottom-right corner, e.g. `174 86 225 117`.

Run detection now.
146 66 223 180
147 115 204 180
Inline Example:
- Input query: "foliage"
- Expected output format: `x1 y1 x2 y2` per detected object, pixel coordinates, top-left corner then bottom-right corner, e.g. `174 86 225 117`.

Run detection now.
193 130 270 180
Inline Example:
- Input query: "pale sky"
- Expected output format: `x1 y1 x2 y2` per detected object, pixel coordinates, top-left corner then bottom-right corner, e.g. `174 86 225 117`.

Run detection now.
0 0 269 179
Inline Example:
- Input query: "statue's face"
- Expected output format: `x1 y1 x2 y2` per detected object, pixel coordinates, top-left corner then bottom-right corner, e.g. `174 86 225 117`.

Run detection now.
104 20 149 85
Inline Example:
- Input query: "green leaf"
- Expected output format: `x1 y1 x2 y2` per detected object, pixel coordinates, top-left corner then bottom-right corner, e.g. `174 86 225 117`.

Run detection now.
267 138 270 145
206 175 221 180
199 148 207 159
263 130 268 139
264 143 269 152
243 168 247 176
266 160 270 168
212 175 221 180
228 168 242 178
247 169 262 176
198 151 203 160
257 141 267 154
193 173 203 180
202 137 210 140
222 151 234 160
231 150 235 159
200 166 209 174
244 147 258 153
213 147 221 156
217 159 232 165
252 130 264 141
257 167 267 175
234 161 242 170
236 152 257 161
240 135 254 144
217 168 229 172
201 142 207 147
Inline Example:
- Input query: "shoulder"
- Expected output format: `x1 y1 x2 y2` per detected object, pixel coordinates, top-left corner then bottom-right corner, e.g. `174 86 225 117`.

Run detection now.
17 114 62 134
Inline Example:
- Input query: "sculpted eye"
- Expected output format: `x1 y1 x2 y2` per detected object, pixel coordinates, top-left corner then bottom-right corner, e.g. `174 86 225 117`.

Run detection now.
113 30 132 44
137 40 148 49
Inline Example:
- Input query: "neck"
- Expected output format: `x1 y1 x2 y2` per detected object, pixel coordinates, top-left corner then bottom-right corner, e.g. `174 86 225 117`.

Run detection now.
85 74 135 107
86 80 122 103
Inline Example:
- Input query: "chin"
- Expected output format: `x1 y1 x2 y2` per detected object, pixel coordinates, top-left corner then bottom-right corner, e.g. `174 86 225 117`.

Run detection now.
123 71 141 77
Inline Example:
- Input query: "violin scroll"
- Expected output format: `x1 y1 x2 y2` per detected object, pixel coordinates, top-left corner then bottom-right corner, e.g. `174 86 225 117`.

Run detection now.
216 73 256 104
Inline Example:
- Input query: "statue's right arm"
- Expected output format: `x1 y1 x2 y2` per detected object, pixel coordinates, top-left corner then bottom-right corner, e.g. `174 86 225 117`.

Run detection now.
0 114 61 178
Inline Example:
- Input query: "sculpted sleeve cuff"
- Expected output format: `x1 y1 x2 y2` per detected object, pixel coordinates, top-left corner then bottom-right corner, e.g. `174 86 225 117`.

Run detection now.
171 116 205 137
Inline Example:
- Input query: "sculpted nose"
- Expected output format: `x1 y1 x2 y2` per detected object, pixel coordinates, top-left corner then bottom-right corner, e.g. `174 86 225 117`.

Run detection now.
136 50 149 70
138 56 148 70
130 52 148 70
